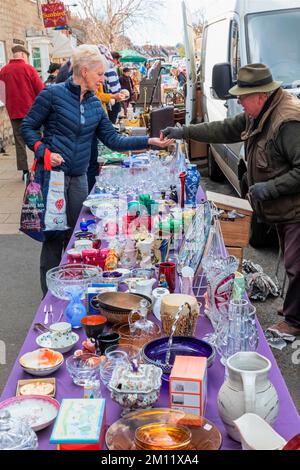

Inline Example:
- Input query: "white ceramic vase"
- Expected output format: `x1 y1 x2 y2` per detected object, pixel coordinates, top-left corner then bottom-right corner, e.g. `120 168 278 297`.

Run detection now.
217 352 279 442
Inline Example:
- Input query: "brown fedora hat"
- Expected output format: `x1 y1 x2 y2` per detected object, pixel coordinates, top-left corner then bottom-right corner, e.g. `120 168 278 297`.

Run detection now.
11 44 30 56
229 63 282 96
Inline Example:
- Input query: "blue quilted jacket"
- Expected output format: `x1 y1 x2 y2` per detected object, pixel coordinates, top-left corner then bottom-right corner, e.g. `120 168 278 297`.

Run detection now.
22 78 149 176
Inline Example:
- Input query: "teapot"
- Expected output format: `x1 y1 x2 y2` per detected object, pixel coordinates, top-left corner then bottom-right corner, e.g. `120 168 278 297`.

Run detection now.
217 352 279 442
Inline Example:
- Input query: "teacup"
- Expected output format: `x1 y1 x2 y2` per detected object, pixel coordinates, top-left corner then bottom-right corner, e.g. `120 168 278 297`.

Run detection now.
49 322 73 348
92 332 120 355
80 315 107 339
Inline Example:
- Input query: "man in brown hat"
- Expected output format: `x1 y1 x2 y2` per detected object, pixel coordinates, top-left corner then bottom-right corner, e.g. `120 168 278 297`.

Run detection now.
161 63 300 336
0 44 44 180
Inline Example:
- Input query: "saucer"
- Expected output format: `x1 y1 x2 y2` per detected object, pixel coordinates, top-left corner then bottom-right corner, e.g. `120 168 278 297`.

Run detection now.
36 332 79 354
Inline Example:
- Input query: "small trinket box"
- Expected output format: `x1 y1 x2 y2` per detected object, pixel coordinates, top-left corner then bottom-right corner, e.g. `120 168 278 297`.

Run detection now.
170 356 207 417
50 399 106 450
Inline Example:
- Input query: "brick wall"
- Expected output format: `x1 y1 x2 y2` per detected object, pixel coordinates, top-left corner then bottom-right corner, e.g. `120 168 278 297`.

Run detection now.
0 0 45 149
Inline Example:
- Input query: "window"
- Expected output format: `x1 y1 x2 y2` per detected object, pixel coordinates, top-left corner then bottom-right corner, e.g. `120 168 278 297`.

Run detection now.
0 42 6 107
229 20 241 82
203 19 229 86
32 47 42 78
246 9 300 87
0 41 6 70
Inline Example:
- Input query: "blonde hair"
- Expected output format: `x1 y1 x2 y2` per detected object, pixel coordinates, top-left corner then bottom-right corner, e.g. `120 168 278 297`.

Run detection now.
72 45 108 77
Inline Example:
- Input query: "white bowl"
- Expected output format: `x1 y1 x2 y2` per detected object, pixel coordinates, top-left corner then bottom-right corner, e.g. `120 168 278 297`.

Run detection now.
36 332 79 354
20 361 63 377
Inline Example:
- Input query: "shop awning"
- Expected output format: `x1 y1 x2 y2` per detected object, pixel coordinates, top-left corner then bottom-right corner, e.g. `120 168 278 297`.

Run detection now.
120 49 147 63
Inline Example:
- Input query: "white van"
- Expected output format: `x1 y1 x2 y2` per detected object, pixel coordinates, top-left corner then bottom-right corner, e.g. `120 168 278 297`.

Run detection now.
196 0 300 244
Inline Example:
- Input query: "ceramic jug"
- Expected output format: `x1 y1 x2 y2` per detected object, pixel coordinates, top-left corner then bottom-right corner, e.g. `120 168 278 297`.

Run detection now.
129 278 156 298
217 352 279 442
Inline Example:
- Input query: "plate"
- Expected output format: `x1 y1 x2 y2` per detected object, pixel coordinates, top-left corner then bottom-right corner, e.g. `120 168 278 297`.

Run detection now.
36 332 79 354
0 395 60 432
20 348 63 370
82 197 119 209
16 378 56 397
106 408 222 450
142 336 215 380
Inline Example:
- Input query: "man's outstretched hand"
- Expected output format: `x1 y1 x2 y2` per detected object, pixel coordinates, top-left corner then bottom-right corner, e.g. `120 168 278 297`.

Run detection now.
160 126 184 140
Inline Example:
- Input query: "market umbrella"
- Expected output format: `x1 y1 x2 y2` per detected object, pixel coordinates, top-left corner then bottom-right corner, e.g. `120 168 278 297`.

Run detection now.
120 49 147 63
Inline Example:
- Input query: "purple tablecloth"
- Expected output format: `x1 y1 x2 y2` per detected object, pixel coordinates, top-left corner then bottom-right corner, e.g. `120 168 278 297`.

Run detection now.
1 187 299 450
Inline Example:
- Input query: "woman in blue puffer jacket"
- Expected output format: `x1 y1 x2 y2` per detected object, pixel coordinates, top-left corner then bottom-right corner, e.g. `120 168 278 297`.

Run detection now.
22 44 173 295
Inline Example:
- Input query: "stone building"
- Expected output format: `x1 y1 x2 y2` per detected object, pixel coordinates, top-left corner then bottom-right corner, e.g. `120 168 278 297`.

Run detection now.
0 0 51 150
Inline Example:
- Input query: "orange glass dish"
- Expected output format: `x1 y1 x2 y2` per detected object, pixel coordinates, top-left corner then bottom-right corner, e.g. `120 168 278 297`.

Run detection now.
134 423 192 451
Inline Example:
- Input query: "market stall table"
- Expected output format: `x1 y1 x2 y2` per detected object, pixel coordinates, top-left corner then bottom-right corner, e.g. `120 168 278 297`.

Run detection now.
1 188 299 450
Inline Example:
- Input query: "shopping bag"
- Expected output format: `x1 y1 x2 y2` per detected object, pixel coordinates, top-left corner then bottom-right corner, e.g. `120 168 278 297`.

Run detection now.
20 174 45 242
19 143 68 241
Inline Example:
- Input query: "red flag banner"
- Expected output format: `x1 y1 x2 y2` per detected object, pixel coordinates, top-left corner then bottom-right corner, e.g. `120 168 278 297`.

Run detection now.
41 2 67 28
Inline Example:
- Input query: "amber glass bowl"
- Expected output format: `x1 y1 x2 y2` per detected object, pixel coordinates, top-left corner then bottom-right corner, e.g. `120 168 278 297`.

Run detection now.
134 423 192 451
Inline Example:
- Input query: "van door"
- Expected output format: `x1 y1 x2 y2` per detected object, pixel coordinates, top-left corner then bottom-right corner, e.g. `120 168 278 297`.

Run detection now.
201 18 231 170
226 16 244 194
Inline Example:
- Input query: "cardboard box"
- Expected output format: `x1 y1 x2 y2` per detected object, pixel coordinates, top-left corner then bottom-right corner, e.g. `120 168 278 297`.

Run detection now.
86 284 117 314
50 399 106 451
169 356 207 417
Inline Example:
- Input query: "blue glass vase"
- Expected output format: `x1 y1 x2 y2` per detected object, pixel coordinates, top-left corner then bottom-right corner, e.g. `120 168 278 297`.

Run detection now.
185 164 201 206
64 286 87 329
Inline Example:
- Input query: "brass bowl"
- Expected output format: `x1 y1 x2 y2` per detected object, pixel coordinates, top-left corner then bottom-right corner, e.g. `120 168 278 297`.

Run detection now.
91 292 152 324
134 423 192 451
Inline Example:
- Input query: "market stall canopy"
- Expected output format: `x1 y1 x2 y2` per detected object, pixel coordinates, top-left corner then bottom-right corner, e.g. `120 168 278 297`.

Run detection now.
120 49 147 63
50 31 74 60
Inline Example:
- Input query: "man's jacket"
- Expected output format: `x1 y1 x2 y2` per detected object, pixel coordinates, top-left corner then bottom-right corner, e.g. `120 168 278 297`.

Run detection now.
0 59 44 119
183 88 300 224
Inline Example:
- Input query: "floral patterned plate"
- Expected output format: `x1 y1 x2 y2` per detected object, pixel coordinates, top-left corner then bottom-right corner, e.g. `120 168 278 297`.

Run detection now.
0 395 60 431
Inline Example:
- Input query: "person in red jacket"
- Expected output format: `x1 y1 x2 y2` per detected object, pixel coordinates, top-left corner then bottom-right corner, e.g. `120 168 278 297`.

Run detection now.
0 45 44 180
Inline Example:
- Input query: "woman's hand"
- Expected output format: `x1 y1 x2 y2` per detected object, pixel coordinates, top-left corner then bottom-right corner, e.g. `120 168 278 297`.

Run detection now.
148 137 174 148
50 152 65 167
113 92 125 102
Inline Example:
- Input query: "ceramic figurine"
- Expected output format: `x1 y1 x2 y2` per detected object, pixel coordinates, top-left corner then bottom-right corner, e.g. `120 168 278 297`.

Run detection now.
137 236 154 270
158 273 169 289
104 249 118 271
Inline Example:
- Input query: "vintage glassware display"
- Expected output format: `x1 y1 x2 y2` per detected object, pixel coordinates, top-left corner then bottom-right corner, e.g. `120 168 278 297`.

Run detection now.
64 286 87 329
134 423 192 450
46 264 102 300
219 300 259 364
201 255 239 348
128 299 158 343
105 408 222 451
66 353 102 387
99 348 129 386
0 410 38 450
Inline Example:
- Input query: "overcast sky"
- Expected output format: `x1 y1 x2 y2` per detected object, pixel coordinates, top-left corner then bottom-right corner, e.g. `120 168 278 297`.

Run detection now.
129 0 208 45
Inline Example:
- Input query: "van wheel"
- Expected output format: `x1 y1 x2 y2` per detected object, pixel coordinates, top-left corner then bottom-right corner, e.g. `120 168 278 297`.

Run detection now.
249 213 269 248
208 147 225 182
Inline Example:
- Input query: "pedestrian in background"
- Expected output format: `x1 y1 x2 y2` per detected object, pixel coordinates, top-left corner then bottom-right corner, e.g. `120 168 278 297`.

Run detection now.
0 45 44 180
98 45 123 124
119 67 134 117
44 62 61 86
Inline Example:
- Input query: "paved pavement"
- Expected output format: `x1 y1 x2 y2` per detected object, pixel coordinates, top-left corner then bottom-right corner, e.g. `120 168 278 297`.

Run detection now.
0 144 299 413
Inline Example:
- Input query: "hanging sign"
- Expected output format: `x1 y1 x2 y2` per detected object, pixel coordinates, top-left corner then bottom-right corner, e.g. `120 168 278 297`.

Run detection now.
41 2 67 28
